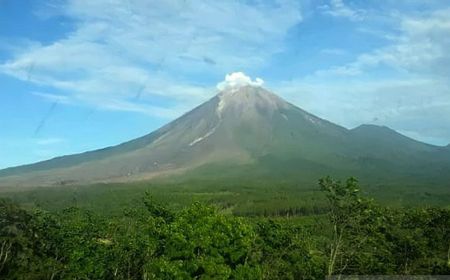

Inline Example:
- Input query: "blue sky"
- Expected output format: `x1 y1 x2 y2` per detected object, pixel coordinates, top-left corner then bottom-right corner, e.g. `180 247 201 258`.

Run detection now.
1 0 450 169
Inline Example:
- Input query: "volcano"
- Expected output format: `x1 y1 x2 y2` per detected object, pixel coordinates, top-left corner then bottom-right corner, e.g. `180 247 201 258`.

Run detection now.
1 76 450 188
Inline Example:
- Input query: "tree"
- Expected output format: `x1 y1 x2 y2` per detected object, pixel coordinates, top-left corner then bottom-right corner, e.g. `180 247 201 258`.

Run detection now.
144 202 261 279
319 176 369 276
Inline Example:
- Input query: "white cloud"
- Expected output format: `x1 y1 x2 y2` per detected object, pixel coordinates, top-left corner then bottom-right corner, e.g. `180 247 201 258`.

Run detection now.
216 72 264 91
94 98 184 119
32 92 72 104
285 7 450 146
36 137 65 145
0 0 302 118
319 0 365 21
317 8 450 78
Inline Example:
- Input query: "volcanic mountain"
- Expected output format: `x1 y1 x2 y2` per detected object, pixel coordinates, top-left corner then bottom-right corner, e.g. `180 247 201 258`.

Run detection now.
1 84 450 188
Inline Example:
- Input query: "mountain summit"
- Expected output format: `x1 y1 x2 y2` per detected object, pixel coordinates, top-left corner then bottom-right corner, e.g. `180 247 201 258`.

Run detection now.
1 73 450 187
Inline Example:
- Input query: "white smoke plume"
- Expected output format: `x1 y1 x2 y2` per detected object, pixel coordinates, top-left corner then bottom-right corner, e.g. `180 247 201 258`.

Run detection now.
216 72 264 91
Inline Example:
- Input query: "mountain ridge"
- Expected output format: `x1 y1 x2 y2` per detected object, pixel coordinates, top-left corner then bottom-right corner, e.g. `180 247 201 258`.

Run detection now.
1 85 449 188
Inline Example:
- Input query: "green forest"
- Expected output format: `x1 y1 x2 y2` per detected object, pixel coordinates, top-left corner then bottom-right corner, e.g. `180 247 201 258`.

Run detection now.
1 177 449 279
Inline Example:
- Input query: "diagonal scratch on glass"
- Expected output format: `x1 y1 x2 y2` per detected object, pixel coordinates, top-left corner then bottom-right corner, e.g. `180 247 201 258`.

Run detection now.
34 101 58 135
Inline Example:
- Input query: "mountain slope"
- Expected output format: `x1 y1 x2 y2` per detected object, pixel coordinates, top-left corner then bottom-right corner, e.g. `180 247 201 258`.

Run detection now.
1 85 449 187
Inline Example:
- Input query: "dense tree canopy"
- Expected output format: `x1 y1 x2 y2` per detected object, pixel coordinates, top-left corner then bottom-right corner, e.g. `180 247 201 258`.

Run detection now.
1 178 449 279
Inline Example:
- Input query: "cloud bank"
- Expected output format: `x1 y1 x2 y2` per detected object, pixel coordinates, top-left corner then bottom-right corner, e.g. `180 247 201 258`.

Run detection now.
275 4 450 146
1 0 450 148
0 0 302 118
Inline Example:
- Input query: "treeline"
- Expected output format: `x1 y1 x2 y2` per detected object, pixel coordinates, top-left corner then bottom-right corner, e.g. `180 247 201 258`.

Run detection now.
1 177 449 279
234 205 327 217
